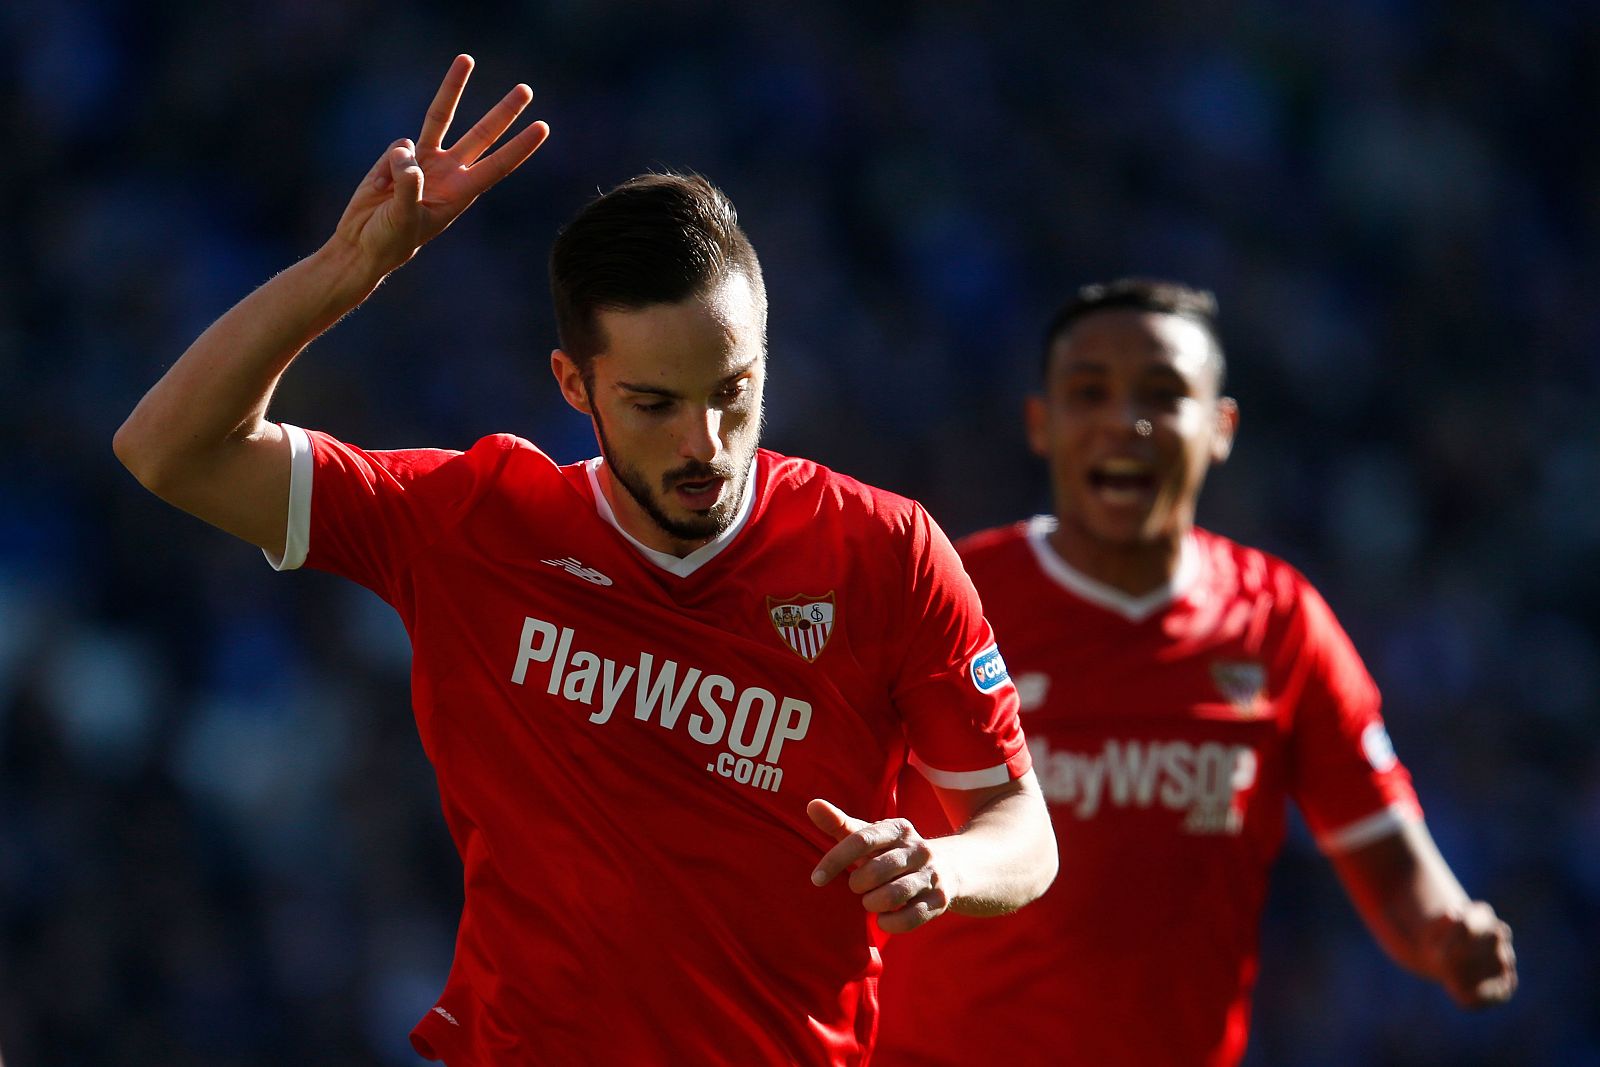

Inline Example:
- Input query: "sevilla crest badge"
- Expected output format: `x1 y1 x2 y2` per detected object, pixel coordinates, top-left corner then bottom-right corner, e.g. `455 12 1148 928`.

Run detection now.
1210 660 1268 717
768 593 836 663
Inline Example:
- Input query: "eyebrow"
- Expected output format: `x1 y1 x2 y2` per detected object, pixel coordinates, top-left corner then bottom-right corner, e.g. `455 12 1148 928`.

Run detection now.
614 362 759 398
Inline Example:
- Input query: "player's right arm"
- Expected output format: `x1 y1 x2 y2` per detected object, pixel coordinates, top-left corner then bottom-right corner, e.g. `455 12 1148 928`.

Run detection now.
113 55 548 555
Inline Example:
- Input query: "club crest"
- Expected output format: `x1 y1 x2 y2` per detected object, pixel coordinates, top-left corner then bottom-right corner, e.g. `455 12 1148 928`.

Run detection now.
768 593 836 662
1210 660 1267 717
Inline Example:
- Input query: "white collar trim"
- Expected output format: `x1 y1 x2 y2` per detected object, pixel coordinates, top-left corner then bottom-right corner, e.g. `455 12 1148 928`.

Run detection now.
585 456 758 578
1024 515 1201 622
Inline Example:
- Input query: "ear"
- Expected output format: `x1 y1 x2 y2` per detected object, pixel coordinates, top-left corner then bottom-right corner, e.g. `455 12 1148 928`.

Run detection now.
1211 396 1239 464
551 349 593 415
1023 394 1050 459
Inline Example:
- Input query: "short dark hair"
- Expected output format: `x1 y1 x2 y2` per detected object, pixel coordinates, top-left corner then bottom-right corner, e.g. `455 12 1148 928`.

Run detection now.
1042 277 1226 390
550 172 767 377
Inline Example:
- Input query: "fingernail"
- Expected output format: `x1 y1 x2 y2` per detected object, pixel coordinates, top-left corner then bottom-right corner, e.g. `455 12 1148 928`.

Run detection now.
811 869 826 886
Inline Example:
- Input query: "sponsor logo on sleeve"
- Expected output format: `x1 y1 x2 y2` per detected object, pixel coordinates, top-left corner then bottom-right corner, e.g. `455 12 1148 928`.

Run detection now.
969 644 1012 694
1361 722 1398 772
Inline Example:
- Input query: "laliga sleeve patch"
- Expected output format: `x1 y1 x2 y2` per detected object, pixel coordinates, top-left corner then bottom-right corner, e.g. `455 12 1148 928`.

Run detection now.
969 644 1012 693
1361 722 1398 772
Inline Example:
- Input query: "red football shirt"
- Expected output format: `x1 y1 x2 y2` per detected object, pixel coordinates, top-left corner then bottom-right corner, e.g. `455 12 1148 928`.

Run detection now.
267 425 1030 1066
876 517 1421 1067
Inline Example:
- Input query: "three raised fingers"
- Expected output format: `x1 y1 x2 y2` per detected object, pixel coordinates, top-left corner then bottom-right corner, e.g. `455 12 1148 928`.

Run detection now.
412 55 548 199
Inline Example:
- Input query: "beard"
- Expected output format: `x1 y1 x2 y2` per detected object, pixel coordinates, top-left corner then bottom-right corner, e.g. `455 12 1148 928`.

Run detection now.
592 409 753 544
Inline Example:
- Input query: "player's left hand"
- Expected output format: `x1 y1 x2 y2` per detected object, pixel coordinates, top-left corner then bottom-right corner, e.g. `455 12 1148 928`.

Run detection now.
807 798 952 934
1420 901 1518 1009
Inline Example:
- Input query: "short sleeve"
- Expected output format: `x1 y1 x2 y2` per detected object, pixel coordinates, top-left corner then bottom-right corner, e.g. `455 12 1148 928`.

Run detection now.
891 504 1031 790
266 424 517 601
1287 581 1422 852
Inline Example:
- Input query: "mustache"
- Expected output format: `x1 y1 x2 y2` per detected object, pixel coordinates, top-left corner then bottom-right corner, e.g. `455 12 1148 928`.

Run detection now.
662 460 736 491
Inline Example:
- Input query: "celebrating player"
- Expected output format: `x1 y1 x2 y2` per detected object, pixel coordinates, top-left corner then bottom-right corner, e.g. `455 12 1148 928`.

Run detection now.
875 279 1516 1066
113 56 1056 1065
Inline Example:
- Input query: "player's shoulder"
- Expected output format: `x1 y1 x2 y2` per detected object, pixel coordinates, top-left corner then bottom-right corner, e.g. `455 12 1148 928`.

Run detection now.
759 448 924 530
1195 527 1335 622
954 519 1033 562
958 516 1066 589
464 431 546 461
451 432 566 477
393 432 569 517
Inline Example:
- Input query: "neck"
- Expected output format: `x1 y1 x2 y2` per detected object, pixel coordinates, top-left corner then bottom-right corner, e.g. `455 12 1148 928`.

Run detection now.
595 465 712 558
1048 517 1187 598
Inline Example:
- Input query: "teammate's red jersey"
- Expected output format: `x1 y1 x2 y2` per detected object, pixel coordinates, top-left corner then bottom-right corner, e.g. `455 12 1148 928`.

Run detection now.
876 517 1421 1067
267 425 1030 1066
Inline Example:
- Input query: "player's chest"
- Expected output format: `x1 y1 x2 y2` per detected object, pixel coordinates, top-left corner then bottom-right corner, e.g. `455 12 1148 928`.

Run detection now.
1001 620 1289 833
404 541 905 814
1012 645 1285 731
991 590 1289 731
407 516 899 750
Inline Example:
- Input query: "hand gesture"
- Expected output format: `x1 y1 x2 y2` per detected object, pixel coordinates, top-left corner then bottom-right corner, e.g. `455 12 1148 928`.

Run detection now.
808 798 951 935
1420 902 1517 1008
333 54 549 276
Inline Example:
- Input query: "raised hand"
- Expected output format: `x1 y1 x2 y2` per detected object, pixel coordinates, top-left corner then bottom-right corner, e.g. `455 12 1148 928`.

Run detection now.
808 798 952 935
1420 902 1518 1009
333 54 550 276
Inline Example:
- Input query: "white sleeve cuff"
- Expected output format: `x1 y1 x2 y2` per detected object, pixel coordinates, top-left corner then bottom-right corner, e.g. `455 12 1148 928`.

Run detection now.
908 751 1013 790
1317 801 1420 853
262 423 313 572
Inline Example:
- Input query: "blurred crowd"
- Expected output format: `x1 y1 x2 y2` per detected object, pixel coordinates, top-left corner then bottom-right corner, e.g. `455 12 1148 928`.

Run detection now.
2 1 1596 1064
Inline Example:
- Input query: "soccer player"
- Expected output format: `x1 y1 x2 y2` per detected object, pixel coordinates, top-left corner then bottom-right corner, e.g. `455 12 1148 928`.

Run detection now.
112 57 1057 1065
875 279 1517 1066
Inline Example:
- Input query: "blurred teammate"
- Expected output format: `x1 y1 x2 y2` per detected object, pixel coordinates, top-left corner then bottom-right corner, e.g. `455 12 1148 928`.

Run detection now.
113 57 1055 1066
876 279 1515 1066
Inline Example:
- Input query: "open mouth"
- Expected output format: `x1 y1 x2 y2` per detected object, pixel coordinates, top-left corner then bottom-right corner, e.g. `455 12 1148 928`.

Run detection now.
673 477 725 510
1087 459 1157 504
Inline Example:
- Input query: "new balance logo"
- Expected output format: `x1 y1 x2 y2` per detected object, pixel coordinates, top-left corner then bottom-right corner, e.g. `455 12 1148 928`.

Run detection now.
541 557 614 586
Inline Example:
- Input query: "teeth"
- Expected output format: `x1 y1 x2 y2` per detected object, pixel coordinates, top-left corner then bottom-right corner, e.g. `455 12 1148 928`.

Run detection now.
1098 458 1150 475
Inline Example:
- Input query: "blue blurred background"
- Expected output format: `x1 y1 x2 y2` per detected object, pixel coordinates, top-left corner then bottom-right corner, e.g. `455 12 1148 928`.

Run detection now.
2 1 1596 1064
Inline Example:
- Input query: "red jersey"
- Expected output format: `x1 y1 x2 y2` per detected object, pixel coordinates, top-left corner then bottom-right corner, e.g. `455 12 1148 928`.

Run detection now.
876 517 1421 1067
268 425 1030 1066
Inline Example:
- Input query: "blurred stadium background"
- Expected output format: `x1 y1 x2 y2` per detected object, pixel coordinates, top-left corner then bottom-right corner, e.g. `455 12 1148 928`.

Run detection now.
2 1 1596 1063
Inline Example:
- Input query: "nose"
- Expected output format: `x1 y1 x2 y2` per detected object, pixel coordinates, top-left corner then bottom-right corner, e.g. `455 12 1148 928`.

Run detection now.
678 406 723 465
1092 393 1145 438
